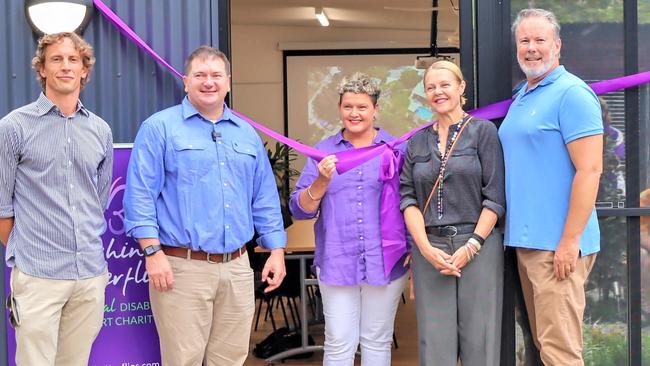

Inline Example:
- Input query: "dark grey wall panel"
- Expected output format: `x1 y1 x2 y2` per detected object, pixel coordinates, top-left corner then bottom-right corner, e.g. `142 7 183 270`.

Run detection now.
1 0 226 143
1 1 42 116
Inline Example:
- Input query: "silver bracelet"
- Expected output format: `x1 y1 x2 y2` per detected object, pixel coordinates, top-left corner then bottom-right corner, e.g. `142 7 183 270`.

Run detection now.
306 185 322 201
467 237 482 251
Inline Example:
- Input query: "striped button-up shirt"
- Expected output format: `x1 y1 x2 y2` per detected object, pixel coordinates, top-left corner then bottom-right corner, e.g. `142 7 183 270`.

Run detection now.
0 93 113 280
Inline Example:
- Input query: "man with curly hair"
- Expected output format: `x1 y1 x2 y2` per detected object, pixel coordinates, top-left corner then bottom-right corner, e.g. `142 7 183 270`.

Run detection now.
0 32 112 365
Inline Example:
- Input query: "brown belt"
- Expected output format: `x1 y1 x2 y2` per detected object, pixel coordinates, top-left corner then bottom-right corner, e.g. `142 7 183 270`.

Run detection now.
161 244 245 263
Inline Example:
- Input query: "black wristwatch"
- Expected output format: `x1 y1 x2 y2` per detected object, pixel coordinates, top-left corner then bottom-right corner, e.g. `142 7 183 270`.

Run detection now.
143 244 162 257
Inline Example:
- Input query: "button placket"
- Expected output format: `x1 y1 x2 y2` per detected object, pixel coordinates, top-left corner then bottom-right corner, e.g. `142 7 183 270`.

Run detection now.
63 115 80 252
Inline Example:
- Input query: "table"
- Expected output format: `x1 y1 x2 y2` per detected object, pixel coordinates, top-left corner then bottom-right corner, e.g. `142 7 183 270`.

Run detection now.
257 219 324 364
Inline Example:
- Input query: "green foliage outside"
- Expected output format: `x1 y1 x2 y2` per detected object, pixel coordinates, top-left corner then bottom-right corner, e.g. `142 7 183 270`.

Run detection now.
511 0 650 23
583 322 628 365
264 141 300 207
583 322 650 365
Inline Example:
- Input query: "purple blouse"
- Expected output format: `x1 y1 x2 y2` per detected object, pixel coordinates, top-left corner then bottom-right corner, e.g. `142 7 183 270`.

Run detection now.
289 128 408 286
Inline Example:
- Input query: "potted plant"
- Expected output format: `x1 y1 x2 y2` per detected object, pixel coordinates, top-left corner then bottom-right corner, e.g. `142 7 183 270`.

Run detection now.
265 141 301 228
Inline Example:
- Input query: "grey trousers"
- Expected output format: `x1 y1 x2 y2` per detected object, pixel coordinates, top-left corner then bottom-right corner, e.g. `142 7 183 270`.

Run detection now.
412 230 504 366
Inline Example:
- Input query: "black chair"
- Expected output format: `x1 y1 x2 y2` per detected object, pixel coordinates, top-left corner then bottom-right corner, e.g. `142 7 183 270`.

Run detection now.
253 260 303 331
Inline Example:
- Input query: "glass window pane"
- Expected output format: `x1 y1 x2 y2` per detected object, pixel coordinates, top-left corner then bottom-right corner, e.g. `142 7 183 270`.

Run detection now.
639 2 650 364
586 217 629 366
598 92 627 207
639 86 649 363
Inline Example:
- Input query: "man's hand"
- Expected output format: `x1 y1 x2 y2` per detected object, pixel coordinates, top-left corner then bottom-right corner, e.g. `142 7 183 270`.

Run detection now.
146 251 174 292
0 217 14 246
554 236 580 280
262 248 286 293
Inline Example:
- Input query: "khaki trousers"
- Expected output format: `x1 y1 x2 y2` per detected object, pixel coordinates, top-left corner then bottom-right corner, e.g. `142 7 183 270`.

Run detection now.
149 251 255 366
517 248 597 366
10 267 108 366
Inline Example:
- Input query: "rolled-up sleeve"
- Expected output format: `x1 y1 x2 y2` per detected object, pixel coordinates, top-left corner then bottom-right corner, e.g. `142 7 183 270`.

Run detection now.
289 156 320 220
399 139 419 211
478 122 506 218
0 120 18 218
124 121 165 239
251 136 287 250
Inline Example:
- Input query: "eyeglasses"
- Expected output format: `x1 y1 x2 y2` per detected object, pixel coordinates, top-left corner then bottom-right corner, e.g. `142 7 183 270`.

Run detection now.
6 294 20 327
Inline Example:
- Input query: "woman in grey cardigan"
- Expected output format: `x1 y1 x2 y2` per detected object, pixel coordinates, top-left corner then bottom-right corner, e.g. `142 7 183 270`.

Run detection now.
399 60 505 366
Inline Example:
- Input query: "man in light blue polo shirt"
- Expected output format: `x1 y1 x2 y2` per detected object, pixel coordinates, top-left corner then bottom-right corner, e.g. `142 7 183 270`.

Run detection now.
499 8 603 366
124 46 287 366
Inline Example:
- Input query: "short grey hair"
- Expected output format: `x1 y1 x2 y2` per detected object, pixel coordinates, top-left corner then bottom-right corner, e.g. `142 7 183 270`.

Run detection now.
512 8 561 41
337 72 381 105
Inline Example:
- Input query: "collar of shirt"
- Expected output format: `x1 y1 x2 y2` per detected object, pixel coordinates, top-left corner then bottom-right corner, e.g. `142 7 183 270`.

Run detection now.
521 65 567 96
180 96 246 128
333 127 391 147
35 92 89 118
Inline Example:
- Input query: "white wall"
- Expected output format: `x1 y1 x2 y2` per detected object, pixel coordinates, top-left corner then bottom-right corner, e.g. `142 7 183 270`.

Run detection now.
230 24 429 144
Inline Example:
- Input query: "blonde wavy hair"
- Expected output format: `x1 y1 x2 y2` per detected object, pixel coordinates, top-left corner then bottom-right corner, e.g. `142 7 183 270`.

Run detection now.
424 60 467 106
31 32 95 91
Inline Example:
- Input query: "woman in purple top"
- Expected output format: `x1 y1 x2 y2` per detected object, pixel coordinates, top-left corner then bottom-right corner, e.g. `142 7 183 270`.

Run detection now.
289 72 408 366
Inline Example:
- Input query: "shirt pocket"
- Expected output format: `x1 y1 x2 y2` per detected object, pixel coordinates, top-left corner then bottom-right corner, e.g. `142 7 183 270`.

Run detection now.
171 139 212 180
449 146 479 176
450 146 477 157
327 169 356 196
229 140 258 180
411 152 434 180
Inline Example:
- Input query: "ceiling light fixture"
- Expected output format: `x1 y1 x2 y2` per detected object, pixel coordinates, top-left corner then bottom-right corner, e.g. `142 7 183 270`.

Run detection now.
315 7 329 27
24 0 94 35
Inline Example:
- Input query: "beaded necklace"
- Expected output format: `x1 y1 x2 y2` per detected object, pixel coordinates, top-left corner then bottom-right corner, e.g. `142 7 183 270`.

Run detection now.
434 114 471 219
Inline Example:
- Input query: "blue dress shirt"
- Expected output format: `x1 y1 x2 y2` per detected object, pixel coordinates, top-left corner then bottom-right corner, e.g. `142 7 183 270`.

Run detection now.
124 97 286 253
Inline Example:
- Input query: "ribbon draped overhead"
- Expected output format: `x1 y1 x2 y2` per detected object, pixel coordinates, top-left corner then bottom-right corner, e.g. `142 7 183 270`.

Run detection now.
93 0 650 277
93 0 650 174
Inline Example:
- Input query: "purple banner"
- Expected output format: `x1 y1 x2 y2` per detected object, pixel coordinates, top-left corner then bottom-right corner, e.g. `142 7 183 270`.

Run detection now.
4 146 161 366
91 146 160 366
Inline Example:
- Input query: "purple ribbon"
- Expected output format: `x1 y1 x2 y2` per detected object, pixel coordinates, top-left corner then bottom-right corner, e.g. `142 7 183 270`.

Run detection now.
94 0 650 277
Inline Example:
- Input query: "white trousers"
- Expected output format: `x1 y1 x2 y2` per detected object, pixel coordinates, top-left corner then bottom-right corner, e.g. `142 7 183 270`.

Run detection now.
318 273 407 366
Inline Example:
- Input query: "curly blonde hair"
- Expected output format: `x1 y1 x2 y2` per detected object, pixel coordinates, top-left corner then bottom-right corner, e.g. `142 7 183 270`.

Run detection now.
31 32 95 91
337 72 381 105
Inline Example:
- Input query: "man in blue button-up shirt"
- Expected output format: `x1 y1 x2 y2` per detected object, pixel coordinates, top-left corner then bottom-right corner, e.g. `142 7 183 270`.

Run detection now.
124 46 286 366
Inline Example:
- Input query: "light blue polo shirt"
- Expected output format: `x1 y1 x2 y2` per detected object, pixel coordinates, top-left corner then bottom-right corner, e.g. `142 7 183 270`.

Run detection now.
499 66 603 255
